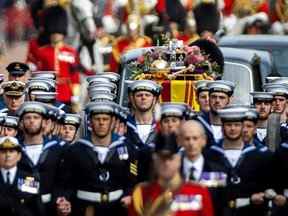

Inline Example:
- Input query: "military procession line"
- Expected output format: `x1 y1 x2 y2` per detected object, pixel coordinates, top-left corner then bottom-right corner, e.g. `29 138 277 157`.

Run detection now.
0 58 288 216
2 1 288 216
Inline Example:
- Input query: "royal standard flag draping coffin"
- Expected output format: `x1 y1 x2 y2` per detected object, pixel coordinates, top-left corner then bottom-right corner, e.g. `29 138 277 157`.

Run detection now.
159 80 200 111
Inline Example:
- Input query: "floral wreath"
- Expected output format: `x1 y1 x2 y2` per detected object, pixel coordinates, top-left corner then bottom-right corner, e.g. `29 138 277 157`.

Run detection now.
128 39 221 81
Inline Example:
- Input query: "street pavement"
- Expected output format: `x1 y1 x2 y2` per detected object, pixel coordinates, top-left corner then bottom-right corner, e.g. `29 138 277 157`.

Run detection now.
0 41 27 78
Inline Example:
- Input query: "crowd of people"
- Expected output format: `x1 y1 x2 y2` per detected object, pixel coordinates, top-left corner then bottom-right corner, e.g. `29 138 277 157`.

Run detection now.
1 60 288 216
2 0 288 71
1 0 288 216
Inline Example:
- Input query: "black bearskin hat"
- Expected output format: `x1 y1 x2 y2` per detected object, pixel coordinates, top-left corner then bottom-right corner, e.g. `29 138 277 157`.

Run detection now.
42 5 68 35
190 39 224 74
193 2 220 36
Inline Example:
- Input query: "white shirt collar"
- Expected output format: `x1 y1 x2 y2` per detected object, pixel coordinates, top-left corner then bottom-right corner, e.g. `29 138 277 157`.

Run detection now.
183 154 204 181
25 144 43 165
94 146 109 163
256 128 267 141
1 166 17 184
136 124 152 143
211 125 223 142
224 149 242 167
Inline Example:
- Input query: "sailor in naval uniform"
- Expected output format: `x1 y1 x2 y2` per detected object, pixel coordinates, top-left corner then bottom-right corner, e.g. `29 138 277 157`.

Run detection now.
264 83 288 123
205 80 235 143
250 91 273 143
159 102 188 136
242 107 267 149
126 80 162 149
138 102 188 183
16 102 65 216
0 115 19 137
195 80 213 115
204 105 273 216
125 80 162 181
59 113 81 145
55 101 139 216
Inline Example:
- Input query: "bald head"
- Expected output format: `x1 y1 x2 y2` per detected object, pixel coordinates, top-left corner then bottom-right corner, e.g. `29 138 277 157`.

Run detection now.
178 120 207 161
179 120 206 137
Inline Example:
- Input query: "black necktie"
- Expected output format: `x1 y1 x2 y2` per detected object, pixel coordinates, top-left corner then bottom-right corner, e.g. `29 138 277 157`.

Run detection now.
189 166 196 181
6 171 11 185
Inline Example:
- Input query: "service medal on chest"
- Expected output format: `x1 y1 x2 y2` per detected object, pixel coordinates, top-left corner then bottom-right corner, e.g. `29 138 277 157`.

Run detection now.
117 146 129 160
18 176 39 194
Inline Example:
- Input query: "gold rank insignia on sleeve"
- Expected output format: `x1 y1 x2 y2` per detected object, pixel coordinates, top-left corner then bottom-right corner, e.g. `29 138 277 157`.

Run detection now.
130 160 138 176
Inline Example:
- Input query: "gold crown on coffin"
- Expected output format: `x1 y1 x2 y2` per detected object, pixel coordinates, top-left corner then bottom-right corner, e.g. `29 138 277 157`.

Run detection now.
0 137 20 150
150 59 170 73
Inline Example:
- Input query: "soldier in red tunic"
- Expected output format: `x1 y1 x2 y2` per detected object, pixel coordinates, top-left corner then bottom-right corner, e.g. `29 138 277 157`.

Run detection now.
35 6 81 110
26 33 49 71
129 133 214 216
26 0 51 71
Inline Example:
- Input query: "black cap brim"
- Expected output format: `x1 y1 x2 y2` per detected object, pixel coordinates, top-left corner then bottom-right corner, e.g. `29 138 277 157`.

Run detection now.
9 71 26 76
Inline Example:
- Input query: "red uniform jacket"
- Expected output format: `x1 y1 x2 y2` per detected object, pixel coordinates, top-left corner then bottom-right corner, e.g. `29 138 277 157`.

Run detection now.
36 44 80 103
26 38 40 69
129 181 214 216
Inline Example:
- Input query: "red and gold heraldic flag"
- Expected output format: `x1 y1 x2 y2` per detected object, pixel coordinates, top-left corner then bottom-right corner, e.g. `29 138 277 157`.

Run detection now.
159 80 200 111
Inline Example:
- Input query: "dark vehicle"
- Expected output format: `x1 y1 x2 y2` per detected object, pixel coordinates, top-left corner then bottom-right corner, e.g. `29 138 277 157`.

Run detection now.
219 35 288 76
117 47 273 106
220 47 274 104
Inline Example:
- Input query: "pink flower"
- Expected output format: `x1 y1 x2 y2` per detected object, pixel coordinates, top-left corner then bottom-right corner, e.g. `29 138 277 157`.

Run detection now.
185 54 205 65
184 46 201 55
137 56 145 64
185 46 205 65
